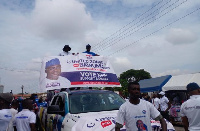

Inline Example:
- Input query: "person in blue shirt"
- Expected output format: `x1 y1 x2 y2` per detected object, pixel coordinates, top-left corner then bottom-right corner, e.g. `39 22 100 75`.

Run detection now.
82 44 99 56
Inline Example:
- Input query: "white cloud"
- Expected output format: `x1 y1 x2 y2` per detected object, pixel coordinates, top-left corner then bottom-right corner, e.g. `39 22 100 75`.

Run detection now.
0 0 200 93
165 28 198 45
110 57 132 76
30 0 96 42
31 58 42 63
152 69 187 77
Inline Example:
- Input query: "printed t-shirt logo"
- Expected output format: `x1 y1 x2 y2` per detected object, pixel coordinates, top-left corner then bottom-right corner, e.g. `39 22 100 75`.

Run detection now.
142 110 146 114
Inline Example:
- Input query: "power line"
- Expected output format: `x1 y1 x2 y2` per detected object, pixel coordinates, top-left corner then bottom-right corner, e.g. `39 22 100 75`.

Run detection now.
94 0 187 54
92 0 165 50
92 0 174 52
107 7 200 56
0 67 40 73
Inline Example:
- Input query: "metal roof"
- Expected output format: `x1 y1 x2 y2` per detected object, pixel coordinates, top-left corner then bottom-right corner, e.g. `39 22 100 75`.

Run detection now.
139 75 172 92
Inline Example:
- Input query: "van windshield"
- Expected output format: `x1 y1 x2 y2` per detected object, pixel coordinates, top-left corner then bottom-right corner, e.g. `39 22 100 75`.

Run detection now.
69 91 125 114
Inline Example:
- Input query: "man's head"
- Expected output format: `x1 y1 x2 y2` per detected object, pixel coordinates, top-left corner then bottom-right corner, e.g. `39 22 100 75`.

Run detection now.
45 58 61 80
22 98 34 110
63 45 71 52
0 93 13 109
11 99 19 109
186 82 200 96
86 44 91 52
128 81 141 99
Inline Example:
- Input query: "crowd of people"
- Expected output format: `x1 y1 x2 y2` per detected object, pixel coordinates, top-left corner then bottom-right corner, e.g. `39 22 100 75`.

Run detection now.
0 93 47 131
1 81 200 131
115 82 200 131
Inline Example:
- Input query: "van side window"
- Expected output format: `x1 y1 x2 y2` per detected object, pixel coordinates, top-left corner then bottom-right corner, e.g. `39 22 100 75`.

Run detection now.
51 95 65 111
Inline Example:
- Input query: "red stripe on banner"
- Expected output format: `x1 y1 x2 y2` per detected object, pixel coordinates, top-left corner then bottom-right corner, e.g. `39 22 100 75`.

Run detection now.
71 82 120 85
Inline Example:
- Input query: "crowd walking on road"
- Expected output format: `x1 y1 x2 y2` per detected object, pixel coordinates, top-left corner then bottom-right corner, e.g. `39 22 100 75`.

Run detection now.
1 82 200 131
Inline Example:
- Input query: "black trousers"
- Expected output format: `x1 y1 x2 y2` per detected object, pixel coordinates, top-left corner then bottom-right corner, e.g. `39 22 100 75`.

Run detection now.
160 111 170 121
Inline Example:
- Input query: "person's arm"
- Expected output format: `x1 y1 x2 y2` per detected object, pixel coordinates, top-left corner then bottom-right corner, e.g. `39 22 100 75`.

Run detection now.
115 122 123 131
29 112 37 131
159 118 167 131
154 114 167 131
158 102 161 111
115 105 125 131
30 123 36 131
165 101 171 112
165 98 171 112
181 116 189 131
14 126 17 131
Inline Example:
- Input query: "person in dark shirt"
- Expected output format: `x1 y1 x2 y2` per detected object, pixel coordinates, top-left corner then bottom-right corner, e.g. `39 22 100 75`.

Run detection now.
82 44 99 56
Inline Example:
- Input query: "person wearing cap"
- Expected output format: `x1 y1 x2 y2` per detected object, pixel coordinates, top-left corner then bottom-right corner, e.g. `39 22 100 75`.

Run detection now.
40 58 71 90
13 99 36 131
159 91 171 121
180 82 200 131
152 93 160 110
0 93 13 130
82 44 99 56
115 82 167 131
59 45 72 56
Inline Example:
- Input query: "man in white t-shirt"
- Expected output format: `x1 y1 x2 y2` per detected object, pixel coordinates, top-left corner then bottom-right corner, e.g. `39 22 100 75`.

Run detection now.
0 93 13 131
152 93 160 110
115 82 167 131
180 82 200 131
14 99 36 131
40 58 71 90
159 91 171 121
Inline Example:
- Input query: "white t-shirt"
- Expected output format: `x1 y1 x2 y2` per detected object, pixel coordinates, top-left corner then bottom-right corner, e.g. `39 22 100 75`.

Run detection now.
180 95 200 131
153 98 160 110
160 96 169 111
7 108 18 131
40 76 71 91
59 51 72 56
0 109 12 131
14 109 36 131
116 99 160 131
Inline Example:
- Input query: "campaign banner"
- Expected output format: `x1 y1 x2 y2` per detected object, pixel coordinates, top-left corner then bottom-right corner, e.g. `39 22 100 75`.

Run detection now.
39 54 121 92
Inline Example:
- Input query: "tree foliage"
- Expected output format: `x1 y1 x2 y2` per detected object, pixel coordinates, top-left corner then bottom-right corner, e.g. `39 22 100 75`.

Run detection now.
119 69 151 81
117 69 151 98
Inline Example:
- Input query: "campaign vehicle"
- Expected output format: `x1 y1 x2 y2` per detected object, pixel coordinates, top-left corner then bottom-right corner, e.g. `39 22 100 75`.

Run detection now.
38 88 125 131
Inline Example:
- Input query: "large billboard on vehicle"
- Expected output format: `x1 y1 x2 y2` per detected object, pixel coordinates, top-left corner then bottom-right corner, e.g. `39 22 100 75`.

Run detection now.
39 54 121 92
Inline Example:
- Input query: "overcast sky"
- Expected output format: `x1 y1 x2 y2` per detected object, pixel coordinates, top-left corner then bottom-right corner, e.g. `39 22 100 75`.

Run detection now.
0 0 200 93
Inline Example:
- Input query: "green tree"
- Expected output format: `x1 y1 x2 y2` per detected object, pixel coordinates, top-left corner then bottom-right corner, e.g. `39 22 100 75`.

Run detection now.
117 69 151 97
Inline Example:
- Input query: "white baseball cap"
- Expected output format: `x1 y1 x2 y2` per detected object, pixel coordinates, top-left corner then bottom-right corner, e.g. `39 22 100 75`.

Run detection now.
159 91 165 95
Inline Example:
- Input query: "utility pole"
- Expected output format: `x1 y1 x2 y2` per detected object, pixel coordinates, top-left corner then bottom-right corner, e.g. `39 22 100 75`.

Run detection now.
21 85 24 97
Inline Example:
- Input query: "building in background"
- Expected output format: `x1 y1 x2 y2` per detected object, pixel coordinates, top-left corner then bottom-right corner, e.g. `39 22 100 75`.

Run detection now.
0 85 4 93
